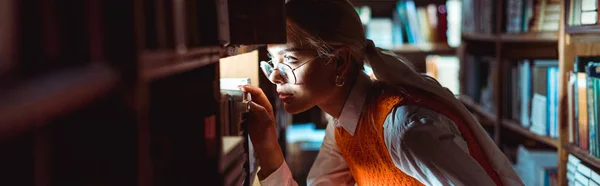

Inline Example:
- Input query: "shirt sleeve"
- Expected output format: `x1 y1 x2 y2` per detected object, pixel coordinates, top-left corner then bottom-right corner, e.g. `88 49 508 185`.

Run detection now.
261 121 354 186
383 104 495 186
306 121 355 186
259 161 298 186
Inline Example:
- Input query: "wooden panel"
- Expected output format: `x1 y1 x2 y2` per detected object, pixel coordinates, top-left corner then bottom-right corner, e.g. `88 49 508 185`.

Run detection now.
559 1 575 184
0 0 16 79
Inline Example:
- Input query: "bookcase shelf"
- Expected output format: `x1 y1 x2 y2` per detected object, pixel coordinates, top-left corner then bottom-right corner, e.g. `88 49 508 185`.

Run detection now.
140 46 223 80
391 43 456 55
502 120 560 148
566 25 600 34
462 32 497 42
499 32 558 43
565 144 600 170
459 95 495 127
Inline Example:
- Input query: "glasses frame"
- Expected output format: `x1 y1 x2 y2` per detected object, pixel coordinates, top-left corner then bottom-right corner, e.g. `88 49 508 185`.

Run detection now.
260 56 318 84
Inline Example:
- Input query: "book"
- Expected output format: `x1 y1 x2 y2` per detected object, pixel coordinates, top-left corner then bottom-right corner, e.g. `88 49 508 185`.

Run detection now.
570 72 578 143
582 11 599 25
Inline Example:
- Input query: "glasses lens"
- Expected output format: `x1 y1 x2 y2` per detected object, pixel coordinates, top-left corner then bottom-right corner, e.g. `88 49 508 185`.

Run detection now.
260 61 274 77
277 64 295 84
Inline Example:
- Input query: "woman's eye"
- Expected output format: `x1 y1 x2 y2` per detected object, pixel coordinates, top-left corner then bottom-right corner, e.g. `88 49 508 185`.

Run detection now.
284 56 297 63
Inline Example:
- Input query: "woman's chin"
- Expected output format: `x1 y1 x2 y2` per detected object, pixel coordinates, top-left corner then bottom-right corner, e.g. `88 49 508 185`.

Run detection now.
283 102 312 114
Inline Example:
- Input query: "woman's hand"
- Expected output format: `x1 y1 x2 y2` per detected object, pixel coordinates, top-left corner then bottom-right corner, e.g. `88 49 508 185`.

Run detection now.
239 85 285 179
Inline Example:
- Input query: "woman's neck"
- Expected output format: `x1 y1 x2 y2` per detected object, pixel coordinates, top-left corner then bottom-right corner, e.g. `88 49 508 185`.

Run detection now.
317 70 359 118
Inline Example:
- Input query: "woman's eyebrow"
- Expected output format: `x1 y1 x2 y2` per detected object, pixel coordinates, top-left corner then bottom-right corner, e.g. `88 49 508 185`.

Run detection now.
278 47 309 55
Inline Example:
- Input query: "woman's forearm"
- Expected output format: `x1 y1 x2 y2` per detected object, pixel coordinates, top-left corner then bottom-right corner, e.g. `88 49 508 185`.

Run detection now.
254 137 285 180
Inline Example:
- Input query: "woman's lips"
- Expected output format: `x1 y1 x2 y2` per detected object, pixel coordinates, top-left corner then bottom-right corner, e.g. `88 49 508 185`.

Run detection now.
279 94 294 103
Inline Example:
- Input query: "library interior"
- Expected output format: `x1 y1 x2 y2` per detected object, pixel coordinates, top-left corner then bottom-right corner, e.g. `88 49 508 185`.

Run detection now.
1 0 600 185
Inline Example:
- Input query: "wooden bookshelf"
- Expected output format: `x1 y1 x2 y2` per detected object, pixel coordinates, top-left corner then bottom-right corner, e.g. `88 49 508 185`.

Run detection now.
558 0 600 184
502 120 560 148
459 0 564 180
565 144 600 170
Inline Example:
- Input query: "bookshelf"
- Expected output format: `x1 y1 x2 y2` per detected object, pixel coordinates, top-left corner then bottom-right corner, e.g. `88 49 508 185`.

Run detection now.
558 0 600 184
0 0 284 185
459 1 563 184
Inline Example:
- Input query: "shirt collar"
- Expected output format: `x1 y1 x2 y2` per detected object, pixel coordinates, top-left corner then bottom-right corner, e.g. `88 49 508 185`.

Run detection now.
335 72 372 136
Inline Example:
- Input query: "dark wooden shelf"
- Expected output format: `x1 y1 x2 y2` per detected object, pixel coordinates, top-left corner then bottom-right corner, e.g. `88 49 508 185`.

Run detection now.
391 43 456 55
462 32 558 43
140 46 223 80
462 32 497 42
349 0 446 17
499 32 558 43
502 120 559 148
566 25 600 34
565 144 600 170
461 32 558 59
0 63 119 141
459 95 495 126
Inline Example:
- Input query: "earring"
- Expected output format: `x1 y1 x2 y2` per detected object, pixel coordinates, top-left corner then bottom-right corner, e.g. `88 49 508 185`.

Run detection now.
335 75 345 87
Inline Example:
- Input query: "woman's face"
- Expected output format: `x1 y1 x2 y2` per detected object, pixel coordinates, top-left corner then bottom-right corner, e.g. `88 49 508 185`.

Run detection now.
266 42 338 114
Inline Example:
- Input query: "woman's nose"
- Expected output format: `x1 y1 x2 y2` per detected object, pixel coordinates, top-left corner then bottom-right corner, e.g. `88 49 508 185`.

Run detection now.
268 69 286 85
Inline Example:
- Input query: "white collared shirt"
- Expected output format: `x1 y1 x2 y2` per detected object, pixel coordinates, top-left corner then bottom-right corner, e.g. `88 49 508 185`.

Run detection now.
260 73 496 186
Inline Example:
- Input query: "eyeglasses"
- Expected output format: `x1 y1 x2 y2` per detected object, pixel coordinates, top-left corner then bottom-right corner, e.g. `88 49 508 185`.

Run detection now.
260 57 317 84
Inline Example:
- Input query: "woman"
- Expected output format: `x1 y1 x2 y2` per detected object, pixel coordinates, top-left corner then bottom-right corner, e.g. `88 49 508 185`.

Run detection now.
240 0 524 185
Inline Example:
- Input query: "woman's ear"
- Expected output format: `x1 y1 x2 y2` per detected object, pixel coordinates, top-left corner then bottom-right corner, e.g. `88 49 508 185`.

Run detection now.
334 47 352 72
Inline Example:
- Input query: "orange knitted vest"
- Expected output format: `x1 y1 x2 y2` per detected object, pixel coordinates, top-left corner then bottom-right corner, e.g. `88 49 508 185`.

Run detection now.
334 86 502 186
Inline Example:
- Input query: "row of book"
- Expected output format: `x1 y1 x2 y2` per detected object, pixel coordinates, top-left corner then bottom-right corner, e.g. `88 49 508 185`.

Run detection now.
219 78 257 186
360 0 459 49
462 57 561 139
513 145 558 186
567 154 600 186
504 60 560 138
462 0 560 33
568 56 600 159
569 0 599 26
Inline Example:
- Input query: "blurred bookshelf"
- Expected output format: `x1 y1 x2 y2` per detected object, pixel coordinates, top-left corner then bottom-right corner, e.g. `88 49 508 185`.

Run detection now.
458 0 600 184
458 0 565 184
560 0 600 184
355 0 461 72
0 0 285 185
